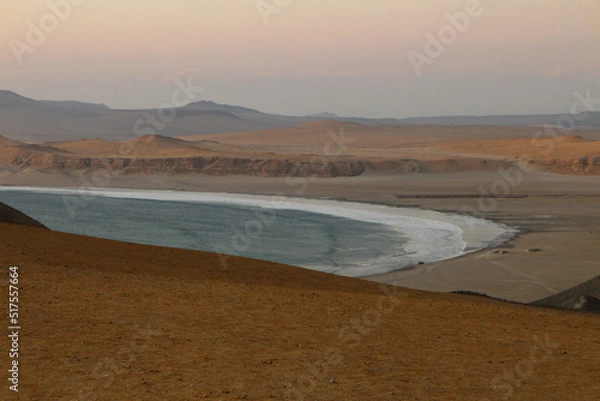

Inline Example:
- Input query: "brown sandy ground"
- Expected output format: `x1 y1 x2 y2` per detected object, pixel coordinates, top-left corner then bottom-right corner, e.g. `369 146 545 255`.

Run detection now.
0 219 599 400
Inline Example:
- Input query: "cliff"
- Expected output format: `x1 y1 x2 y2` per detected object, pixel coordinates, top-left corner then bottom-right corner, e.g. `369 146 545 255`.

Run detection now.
4 151 365 178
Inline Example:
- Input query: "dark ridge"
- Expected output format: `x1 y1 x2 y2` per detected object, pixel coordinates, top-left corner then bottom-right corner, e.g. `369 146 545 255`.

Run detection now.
182 100 264 115
0 90 40 108
40 100 111 110
451 290 495 299
396 194 529 199
571 295 600 313
452 284 600 315
0 202 47 229
530 275 600 314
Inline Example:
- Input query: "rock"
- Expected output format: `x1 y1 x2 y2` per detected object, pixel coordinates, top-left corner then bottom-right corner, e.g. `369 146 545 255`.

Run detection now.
5 152 366 178
528 248 542 253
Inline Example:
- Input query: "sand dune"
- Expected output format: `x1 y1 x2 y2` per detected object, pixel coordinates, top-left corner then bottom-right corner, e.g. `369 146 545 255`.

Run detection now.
44 138 120 155
436 135 600 159
1 123 600 177
128 134 200 150
0 134 20 147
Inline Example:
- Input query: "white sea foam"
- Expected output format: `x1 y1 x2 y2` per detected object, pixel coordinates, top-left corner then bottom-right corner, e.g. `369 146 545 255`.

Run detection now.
0 186 516 276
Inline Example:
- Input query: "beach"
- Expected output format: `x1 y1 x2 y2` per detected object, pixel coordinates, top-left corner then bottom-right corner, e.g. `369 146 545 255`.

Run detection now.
0 186 514 278
2 167 599 303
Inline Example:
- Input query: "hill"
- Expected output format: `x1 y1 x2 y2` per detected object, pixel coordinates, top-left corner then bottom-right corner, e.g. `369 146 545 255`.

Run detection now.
1 90 599 142
0 201 47 228
532 275 600 313
1 123 600 177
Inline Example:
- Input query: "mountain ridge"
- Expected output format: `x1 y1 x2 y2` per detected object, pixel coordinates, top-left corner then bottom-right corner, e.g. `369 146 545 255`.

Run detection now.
1 90 599 142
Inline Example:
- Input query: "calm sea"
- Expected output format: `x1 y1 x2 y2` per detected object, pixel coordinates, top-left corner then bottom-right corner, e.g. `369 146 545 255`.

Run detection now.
0 188 410 277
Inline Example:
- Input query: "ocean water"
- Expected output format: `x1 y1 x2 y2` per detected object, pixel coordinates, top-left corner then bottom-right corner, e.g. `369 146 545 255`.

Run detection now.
0 187 515 277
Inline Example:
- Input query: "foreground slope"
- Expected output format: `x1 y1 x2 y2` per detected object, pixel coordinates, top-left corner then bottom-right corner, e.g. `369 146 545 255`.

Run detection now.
0 219 598 400
0 201 46 228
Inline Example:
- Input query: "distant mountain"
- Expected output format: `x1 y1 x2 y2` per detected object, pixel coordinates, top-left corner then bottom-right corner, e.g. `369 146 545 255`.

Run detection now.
309 112 340 119
1 90 108 110
183 100 265 115
40 100 110 110
0 90 598 143
395 113 600 128
0 90 40 108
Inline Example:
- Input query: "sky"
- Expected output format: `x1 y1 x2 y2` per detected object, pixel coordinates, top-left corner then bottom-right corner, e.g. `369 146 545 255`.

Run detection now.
0 0 599 118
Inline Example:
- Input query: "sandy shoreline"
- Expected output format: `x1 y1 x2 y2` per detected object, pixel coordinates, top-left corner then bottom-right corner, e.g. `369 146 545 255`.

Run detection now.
0 185 515 278
2 168 599 303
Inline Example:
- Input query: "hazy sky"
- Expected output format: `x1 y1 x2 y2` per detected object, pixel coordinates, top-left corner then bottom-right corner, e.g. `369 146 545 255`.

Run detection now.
1 0 598 118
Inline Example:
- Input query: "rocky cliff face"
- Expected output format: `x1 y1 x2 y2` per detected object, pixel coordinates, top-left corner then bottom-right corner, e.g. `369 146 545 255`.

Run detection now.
5 151 366 178
365 157 600 175
545 156 600 175
3 145 599 177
